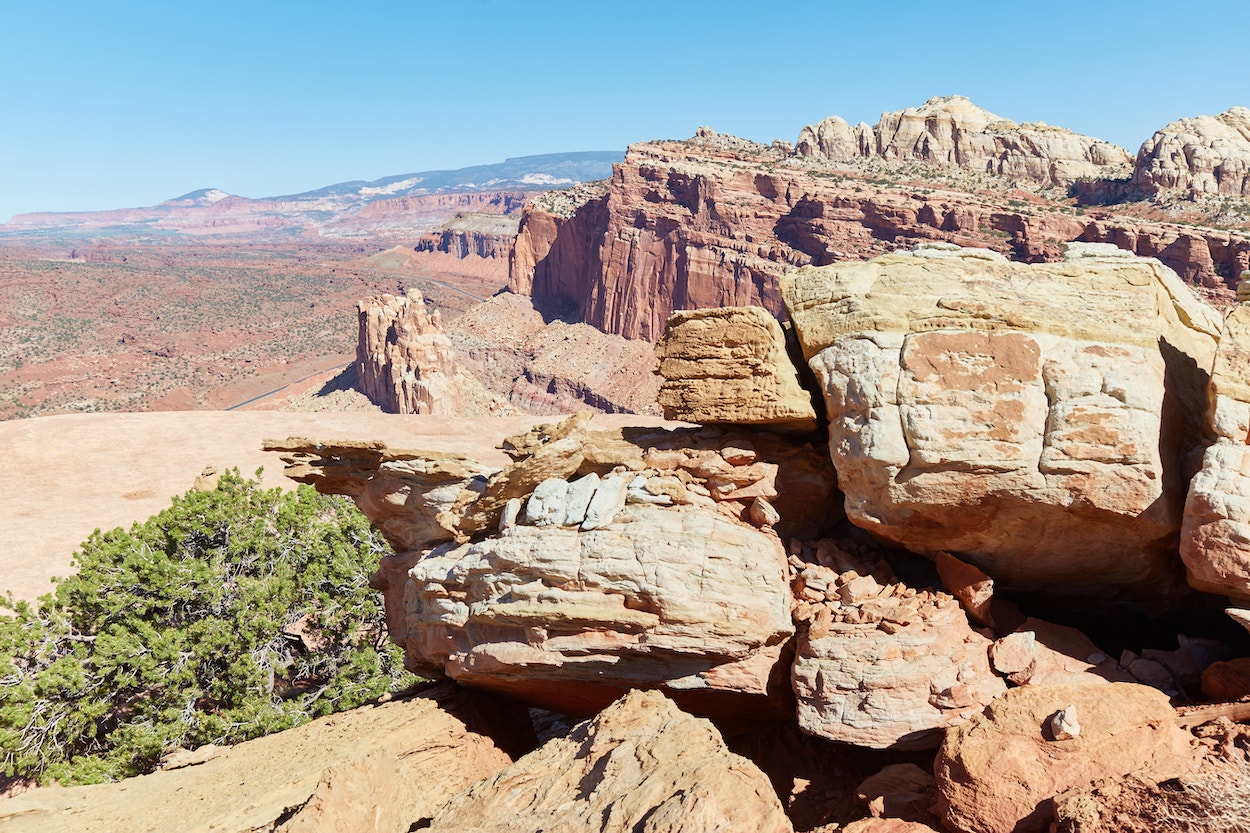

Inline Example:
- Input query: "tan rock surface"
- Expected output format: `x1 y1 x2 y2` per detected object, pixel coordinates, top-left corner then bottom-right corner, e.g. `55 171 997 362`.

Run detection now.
988 618 1129 687
782 242 1222 606
797 96 1133 187
425 689 793 833
404 502 794 716
1182 303 1250 603
787 548 1005 750
1134 106 1250 197
656 306 818 432
0 411 676 603
934 683 1196 833
0 683 522 833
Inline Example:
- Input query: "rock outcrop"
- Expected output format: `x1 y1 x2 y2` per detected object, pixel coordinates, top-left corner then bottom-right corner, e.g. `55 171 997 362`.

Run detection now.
1182 302 1250 604
425 689 793 833
796 96 1133 187
655 306 818 432
509 120 1244 346
782 242 1222 608
0 683 525 833
1134 106 1250 197
414 211 521 260
934 683 1196 833
355 291 504 415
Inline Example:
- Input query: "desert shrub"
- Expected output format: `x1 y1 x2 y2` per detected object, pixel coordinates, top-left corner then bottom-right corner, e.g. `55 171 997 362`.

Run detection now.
1150 760 1250 833
0 469 414 785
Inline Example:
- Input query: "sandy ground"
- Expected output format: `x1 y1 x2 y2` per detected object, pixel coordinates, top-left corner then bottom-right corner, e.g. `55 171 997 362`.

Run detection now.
0 410 673 603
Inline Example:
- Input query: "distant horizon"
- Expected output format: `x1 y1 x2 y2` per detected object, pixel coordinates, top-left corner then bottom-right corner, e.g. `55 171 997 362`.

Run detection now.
3 0 1247 222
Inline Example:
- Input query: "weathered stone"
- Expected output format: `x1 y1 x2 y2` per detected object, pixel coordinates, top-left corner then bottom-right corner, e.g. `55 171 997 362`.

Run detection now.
791 593 1005 750
783 242 1221 608
856 762 939 825
582 474 628 530
1182 304 1250 604
403 503 794 716
0 684 522 833
750 496 781 528
1201 657 1250 700
656 306 818 433
499 497 522 531
562 472 600 525
425 690 793 833
935 551 994 627
935 683 1196 833
988 618 1129 687
1134 106 1250 198
525 477 570 525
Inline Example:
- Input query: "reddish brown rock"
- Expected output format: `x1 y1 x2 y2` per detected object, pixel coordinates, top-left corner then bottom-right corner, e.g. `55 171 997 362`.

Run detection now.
934 683 1196 833
356 291 505 415
1201 657 1250 700
935 551 994 627
425 689 794 833
988 618 1129 687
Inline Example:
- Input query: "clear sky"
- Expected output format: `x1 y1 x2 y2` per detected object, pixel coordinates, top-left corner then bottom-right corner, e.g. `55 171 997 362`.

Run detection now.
2 0 1246 222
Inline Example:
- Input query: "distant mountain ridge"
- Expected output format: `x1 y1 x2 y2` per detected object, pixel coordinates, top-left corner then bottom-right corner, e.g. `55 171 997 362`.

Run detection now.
2 151 622 238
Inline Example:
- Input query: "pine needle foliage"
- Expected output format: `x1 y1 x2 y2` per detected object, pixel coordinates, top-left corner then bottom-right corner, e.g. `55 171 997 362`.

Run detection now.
0 469 414 785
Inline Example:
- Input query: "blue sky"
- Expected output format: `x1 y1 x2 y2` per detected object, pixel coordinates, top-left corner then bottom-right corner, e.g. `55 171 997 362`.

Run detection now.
2 0 1246 222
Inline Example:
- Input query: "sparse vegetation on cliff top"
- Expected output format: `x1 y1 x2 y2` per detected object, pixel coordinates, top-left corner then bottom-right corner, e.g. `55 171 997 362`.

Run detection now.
0 470 414 785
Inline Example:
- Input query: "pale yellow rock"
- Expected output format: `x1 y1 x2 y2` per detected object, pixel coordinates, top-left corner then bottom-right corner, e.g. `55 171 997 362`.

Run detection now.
655 306 818 433
426 689 794 833
795 96 1133 186
1134 107 1250 197
0 684 519 833
782 242 1221 605
1182 303 1250 603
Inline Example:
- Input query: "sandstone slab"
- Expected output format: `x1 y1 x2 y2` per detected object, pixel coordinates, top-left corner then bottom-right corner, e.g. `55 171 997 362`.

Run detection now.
782 242 1221 607
425 689 793 833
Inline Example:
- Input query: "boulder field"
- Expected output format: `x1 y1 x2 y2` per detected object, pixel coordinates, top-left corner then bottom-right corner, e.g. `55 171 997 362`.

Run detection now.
12 244 1250 832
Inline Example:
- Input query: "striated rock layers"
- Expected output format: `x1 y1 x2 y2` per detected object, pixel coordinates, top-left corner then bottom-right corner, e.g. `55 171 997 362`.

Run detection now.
509 115 1246 344
425 689 794 833
655 306 818 432
795 95 1133 187
414 211 521 260
271 414 841 720
1134 106 1250 197
782 242 1222 607
355 291 504 415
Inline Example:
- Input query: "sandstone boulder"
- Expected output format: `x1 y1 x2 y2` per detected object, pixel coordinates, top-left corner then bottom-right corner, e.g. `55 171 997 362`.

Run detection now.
0 684 523 833
425 689 794 833
1134 106 1250 197
656 306 818 432
1181 303 1250 604
403 502 794 717
789 556 1005 750
782 242 1222 608
988 618 1129 687
934 683 1196 833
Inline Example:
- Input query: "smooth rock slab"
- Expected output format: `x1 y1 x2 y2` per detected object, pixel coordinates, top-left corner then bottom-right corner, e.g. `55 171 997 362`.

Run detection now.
403 503 795 716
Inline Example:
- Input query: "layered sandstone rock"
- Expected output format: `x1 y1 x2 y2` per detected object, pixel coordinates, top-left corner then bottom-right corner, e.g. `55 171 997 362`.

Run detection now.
1181 303 1250 604
655 306 818 432
797 96 1133 187
1134 106 1250 197
273 414 840 717
415 211 520 259
934 683 1196 833
782 242 1222 607
425 689 793 833
355 291 504 415
0 684 523 833
788 553 1005 750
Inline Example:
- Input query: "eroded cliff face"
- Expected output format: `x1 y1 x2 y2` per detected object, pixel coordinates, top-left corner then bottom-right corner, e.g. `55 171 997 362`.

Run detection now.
1135 107 1250 198
510 120 1248 342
